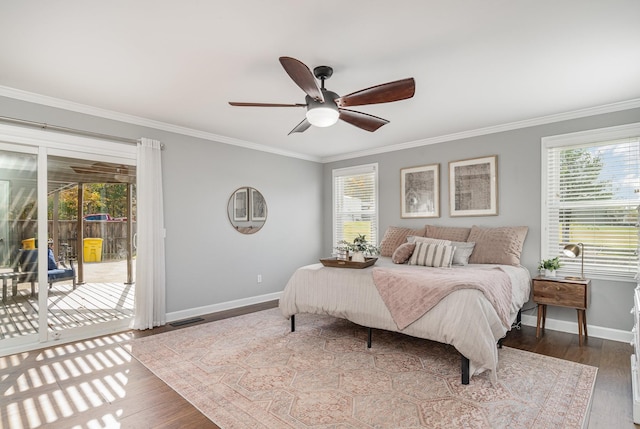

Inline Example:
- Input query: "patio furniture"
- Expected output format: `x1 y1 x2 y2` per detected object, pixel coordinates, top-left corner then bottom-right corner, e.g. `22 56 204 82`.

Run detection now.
8 249 77 299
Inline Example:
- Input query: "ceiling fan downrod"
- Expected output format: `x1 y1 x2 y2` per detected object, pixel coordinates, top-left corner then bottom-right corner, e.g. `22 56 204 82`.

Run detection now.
313 65 333 91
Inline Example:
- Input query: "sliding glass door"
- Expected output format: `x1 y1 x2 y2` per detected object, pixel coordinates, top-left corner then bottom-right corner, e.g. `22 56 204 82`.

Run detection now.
46 155 136 341
0 124 137 355
0 146 40 348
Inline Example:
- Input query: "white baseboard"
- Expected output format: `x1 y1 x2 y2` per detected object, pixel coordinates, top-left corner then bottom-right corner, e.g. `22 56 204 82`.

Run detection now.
166 292 282 323
521 314 632 344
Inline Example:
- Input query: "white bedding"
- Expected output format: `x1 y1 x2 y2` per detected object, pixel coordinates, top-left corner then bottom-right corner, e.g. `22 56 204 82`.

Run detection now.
279 256 531 382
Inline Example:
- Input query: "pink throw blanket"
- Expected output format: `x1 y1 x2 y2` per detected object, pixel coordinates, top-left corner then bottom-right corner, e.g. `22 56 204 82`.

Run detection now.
372 267 512 330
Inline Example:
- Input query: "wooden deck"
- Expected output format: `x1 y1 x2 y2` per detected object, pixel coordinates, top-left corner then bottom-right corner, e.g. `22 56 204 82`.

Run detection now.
0 275 134 340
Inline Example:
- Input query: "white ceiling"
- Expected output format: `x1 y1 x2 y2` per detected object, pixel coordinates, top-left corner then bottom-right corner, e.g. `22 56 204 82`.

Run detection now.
1 1 639 162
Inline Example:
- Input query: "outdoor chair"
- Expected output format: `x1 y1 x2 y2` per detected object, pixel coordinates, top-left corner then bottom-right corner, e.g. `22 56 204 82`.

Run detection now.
14 248 76 297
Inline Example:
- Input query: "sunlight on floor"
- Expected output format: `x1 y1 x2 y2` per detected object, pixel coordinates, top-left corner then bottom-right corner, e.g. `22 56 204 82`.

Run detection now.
1 333 133 428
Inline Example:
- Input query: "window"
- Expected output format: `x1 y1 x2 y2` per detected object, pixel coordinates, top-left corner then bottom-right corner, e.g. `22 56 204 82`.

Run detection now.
333 163 378 251
542 123 640 280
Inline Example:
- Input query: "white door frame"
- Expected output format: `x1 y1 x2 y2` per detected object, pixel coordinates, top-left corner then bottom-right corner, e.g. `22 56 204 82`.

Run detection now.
0 124 136 356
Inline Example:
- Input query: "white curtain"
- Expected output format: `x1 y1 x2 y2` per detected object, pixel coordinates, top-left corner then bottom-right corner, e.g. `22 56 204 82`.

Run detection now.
132 138 166 329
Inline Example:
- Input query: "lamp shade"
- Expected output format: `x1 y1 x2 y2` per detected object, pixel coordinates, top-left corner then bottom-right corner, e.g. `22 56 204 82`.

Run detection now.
562 242 585 280
563 243 581 258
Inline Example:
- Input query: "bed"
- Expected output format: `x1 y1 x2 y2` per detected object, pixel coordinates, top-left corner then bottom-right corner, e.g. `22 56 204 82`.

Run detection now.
279 225 532 384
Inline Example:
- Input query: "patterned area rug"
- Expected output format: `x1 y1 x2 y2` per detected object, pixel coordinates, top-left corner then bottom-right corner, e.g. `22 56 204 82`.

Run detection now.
124 308 597 429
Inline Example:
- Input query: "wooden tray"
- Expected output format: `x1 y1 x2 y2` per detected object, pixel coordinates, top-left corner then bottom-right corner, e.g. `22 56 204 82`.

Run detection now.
319 257 377 269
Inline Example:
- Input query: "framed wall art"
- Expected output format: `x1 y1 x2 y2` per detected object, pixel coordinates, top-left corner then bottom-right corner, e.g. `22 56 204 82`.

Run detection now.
251 187 267 221
233 187 249 221
400 163 440 218
449 155 498 217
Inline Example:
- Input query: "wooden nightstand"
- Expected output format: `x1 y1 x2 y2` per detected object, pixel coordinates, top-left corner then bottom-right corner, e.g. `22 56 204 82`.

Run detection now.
532 275 590 345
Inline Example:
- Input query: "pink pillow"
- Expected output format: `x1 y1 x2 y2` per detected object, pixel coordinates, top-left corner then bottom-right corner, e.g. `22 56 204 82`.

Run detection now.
425 225 471 242
467 226 528 265
392 242 416 264
379 226 425 257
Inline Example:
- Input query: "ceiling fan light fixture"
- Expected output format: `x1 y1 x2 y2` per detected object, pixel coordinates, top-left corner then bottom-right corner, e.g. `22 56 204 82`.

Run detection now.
306 106 339 127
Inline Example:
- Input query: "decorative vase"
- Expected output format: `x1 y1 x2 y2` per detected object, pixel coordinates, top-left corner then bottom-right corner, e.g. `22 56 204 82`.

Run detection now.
545 269 556 278
351 251 365 263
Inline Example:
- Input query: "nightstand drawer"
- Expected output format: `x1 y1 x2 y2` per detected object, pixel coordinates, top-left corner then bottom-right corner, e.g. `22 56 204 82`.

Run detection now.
533 280 587 309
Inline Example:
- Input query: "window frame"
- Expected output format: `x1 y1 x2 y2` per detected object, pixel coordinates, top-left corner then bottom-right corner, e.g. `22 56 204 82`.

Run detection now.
332 163 379 252
541 122 640 281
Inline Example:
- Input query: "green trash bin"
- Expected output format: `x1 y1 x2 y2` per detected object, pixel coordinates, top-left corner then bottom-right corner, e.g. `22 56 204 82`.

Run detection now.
84 238 103 262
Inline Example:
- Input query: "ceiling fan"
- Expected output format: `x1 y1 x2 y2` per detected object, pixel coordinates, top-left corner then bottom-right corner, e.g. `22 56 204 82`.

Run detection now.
229 57 416 135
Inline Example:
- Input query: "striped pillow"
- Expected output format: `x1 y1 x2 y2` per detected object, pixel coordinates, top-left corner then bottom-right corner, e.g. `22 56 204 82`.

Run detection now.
408 242 456 268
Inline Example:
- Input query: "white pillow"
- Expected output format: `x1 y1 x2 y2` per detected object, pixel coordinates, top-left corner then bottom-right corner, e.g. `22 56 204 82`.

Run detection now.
408 242 456 268
451 241 476 266
407 236 451 246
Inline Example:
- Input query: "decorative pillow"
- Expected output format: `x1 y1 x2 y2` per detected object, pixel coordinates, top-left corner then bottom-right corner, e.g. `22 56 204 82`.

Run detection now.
451 241 475 266
391 242 416 264
425 225 471 242
467 226 528 266
379 226 426 257
408 242 456 268
47 248 58 270
407 236 451 246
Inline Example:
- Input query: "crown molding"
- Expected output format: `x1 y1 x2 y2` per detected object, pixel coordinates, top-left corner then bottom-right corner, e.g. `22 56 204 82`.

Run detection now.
320 98 640 163
0 86 321 162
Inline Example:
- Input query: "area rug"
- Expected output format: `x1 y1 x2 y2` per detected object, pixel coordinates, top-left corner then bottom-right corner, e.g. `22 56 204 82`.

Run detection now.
124 308 597 429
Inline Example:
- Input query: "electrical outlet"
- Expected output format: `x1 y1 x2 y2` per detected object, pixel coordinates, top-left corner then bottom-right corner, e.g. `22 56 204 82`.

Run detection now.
257 274 262 283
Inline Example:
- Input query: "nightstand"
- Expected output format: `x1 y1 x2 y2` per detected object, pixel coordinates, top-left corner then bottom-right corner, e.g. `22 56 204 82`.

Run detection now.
532 275 590 345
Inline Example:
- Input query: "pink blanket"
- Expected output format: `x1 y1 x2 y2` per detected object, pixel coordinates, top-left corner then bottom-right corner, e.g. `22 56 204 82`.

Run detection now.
372 267 512 330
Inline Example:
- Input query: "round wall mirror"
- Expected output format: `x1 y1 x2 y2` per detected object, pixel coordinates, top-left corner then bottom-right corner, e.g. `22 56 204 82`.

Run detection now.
227 187 267 234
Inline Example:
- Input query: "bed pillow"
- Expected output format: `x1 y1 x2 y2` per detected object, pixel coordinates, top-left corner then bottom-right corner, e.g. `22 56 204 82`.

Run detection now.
408 242 456 268
425 225 471 242
451 241 475 266
379 226 426 257
391 242 416 264
467 226 528 266
407 236 451 246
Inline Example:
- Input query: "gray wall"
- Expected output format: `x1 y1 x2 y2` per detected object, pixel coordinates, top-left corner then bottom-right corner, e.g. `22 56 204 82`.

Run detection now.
0 96 324 314
2 94 639 332
324 108 640 332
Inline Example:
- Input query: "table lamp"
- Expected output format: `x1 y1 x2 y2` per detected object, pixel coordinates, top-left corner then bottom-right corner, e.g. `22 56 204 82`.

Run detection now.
563 243 584 280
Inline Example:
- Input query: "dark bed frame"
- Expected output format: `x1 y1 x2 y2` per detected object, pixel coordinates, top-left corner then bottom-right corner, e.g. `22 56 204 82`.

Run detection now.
288 310 522 385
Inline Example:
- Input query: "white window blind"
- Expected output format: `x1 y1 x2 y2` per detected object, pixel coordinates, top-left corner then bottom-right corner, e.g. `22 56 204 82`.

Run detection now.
542 125 640 280
333 163 378 251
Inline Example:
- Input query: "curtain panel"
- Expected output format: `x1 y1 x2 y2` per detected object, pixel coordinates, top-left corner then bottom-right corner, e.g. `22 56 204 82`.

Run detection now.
132 138 166 329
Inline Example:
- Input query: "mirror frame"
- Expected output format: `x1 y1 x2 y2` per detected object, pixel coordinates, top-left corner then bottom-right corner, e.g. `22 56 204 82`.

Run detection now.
227 187 267 234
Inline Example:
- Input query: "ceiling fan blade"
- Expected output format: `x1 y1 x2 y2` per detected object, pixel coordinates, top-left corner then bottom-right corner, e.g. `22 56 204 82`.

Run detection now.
288 118 312 135
339 109 389 132
279 57 324 102
335 78 415 107
229 102 306 107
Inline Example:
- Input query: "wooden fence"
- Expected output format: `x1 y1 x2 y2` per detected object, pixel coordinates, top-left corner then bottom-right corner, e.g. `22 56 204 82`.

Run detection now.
8 220 136 263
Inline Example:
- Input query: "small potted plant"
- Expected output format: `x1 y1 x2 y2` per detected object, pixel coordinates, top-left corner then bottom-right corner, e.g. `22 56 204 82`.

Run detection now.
538 256 561 277
336 234 380 262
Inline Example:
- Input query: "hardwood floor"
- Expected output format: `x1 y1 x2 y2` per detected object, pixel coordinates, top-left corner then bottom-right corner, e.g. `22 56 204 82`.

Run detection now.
502 322 637 428
1 300 636 428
